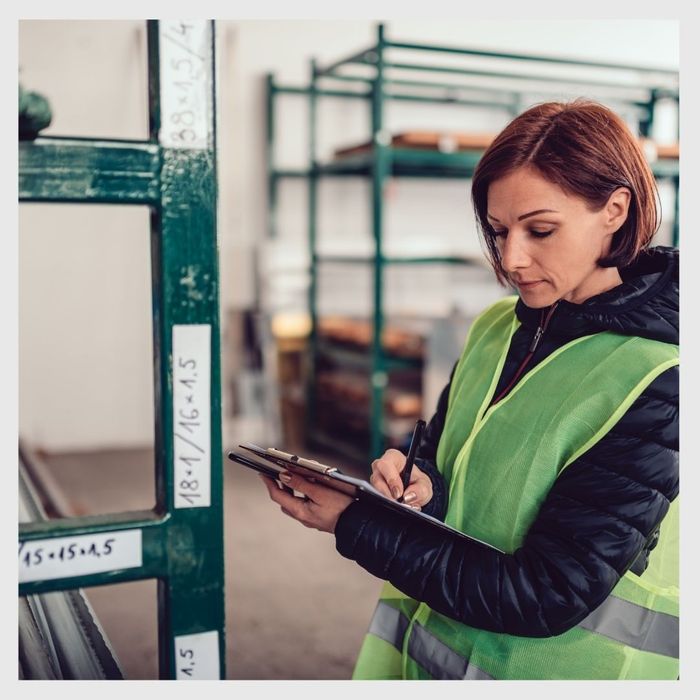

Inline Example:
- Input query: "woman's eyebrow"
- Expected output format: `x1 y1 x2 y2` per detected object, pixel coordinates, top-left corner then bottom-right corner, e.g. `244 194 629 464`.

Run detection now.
487 209 559 223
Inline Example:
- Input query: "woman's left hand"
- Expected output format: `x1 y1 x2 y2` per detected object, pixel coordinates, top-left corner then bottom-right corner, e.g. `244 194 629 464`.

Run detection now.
260 472 355 533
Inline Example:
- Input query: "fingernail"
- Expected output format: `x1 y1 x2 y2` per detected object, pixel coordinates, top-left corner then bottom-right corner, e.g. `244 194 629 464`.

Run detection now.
392 486 402 499
279 472 292 483
403 491 417 504
410 504 421 511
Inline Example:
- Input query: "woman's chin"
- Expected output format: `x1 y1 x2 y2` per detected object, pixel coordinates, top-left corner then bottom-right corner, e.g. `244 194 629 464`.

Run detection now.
517 283 556 308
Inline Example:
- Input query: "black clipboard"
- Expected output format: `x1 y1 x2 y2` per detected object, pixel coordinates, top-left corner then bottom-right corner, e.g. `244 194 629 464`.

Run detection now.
227 443 503 553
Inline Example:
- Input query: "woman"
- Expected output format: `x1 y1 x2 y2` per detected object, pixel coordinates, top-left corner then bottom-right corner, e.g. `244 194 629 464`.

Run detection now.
261 100 679 680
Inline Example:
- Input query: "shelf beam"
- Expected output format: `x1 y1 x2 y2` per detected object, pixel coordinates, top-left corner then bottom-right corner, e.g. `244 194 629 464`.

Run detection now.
317 339 422 371
271 83 370 100
383 61 673 96
19 512 168 596
315 46 379 78
384 39 679 78
19 138 160 204
317 255 484 266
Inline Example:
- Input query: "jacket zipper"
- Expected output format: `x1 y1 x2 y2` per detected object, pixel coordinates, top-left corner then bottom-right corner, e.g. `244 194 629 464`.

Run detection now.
488 300 560 407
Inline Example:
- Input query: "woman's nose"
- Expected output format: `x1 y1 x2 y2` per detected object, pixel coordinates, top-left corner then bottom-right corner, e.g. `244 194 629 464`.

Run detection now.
500 234 531 273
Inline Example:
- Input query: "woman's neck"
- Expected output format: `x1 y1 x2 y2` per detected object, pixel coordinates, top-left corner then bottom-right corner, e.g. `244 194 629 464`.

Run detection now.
564 267 624 305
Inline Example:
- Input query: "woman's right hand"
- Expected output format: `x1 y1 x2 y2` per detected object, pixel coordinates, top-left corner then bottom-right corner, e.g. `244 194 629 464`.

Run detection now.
370 448 433 509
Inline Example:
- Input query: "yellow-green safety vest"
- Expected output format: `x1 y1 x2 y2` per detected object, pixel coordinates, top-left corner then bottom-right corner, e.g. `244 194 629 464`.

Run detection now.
353 295 679 680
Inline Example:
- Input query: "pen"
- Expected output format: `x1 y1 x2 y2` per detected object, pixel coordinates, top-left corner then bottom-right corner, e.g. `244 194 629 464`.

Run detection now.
398 419 426 503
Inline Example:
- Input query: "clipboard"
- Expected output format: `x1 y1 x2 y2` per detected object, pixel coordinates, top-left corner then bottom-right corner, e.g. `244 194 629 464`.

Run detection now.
227 442 503 553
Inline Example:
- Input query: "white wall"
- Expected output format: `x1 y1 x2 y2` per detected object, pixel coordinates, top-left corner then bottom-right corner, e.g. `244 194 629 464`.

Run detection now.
18 19 679 451
19 204 155 448
19 21 153 451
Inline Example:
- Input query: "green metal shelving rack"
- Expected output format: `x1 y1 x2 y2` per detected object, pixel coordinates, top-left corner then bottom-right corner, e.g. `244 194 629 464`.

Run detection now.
268 23 679 466
18 20 226 679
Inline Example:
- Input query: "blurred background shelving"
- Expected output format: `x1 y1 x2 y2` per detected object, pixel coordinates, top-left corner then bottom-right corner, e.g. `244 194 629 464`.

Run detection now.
266 23 679 467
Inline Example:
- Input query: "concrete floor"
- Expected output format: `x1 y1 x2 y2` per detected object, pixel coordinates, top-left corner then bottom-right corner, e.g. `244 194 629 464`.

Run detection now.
41 439 384 680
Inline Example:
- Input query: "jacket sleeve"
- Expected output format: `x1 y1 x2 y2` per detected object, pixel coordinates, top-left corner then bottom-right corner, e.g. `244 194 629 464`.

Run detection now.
334 365 678 637
409 362 457 521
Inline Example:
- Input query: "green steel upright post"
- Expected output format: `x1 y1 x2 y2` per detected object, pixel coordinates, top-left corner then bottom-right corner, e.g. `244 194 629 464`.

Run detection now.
672 175 679 247
370 24 389 462
18 20 226 680
638 88 657 138
266 74 277 240
147 20 225 680
307 59 320 449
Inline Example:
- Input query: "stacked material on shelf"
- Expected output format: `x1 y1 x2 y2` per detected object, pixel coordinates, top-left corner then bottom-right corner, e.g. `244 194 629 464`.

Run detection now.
271 312 311 449
333 130 680 162
317 371 422 418
317 316 425 360
334 131 497 158
638 138 679 161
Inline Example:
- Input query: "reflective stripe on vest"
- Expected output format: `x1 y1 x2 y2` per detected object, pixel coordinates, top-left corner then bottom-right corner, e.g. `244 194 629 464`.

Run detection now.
368 601 409 650
408 621 494 680
579 594 679 658
367 592 679 680
369 601 494 680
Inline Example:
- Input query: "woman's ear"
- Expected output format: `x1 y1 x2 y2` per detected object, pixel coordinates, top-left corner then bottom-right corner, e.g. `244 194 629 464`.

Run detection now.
604 187 632 232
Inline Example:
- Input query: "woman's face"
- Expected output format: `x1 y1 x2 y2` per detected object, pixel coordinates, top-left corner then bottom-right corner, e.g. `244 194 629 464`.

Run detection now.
486 166 628 308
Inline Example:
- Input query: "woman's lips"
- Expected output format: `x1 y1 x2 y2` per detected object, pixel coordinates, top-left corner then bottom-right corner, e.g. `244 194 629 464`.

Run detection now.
516 280 543 289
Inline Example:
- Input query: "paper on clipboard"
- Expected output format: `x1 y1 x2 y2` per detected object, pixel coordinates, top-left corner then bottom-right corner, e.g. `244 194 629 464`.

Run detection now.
227 443 503 553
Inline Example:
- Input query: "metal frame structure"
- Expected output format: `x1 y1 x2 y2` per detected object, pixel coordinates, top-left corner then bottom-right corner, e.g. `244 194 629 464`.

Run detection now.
18 20 226 680
270 23 679 465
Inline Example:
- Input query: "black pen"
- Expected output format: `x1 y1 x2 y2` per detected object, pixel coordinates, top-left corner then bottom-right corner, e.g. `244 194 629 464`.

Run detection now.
398 419 426 503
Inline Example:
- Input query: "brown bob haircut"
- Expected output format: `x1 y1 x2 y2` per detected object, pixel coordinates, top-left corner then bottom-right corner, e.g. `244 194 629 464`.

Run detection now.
471 99 661 286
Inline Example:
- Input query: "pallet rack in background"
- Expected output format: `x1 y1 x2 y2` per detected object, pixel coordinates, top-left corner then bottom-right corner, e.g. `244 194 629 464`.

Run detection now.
18 20 226 679
269 23 679 467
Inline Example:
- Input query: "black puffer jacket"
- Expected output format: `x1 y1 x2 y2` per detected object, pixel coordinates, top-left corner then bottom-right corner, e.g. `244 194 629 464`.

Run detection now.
335 245 679 637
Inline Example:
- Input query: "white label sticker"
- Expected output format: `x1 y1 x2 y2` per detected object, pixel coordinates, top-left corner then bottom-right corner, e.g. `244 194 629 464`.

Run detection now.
174 630 220 679
19 529 142 584
160 20 212 150
173 324 211 508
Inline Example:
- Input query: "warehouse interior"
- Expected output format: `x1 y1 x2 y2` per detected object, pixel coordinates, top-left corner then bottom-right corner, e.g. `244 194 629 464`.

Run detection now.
17 19 680 681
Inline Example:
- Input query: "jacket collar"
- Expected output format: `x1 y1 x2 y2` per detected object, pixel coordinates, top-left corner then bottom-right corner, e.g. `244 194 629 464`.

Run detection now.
514 246 679 344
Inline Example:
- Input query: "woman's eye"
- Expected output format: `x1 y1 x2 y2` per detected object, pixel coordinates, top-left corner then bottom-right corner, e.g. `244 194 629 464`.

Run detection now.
531 229 554 238
490 229 507 238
